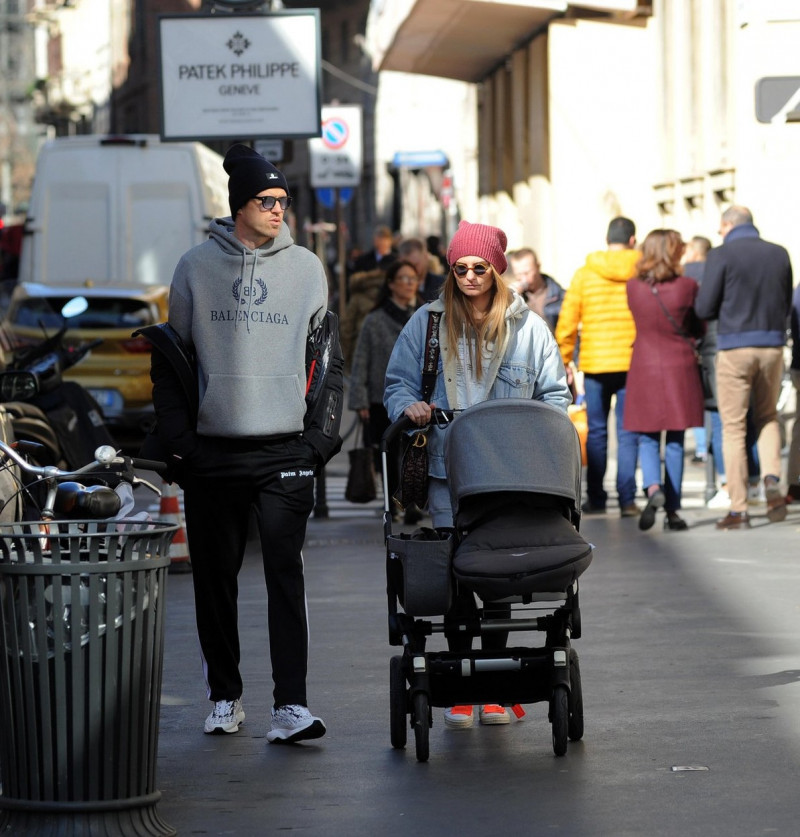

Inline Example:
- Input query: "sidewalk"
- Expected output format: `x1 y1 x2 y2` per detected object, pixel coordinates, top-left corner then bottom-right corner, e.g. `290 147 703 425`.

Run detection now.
154 450 388 835
150 430 800 835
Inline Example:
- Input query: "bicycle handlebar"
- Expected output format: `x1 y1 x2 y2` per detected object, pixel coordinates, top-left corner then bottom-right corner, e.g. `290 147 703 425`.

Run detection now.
127 458 168 474
0 439 167 481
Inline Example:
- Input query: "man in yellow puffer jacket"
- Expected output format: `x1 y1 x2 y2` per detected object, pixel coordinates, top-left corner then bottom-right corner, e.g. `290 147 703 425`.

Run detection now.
556 217 641 516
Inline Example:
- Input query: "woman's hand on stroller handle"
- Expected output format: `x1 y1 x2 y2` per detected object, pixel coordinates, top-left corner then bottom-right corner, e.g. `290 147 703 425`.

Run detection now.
404 400 436 427
381 407 457 451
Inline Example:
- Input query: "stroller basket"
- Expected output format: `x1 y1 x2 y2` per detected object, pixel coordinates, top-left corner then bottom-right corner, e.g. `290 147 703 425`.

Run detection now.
386 531 453 617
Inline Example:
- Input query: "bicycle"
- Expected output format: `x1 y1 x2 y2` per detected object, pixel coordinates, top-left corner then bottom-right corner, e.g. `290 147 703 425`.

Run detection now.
0 438 165 524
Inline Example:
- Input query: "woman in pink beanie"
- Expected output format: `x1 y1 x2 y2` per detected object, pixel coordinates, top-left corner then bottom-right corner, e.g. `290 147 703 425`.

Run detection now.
384 220 571 730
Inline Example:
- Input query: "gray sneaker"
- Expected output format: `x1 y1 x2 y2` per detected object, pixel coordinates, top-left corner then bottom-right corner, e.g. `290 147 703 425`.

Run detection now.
204 698 245 734
266 704 326 744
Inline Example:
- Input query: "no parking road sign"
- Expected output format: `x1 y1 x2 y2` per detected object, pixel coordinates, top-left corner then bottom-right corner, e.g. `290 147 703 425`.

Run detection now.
309 105 362 188
321 117 349 149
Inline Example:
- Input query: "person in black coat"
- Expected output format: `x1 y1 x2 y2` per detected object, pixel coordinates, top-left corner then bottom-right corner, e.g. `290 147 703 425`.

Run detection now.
349 224 395 276
694 205 793 529
685 235 761 509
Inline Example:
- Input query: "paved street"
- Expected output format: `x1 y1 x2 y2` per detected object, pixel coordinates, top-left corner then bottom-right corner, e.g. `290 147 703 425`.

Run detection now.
149 444 800 837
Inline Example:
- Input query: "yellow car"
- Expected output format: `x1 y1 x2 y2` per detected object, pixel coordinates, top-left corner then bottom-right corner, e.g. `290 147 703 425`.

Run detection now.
1 282 169 435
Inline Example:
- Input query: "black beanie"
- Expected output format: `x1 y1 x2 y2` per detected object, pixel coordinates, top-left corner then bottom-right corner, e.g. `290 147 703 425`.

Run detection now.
223 144 290 218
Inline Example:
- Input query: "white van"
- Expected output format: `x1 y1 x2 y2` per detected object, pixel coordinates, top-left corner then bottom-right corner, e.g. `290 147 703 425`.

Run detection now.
18 134 229 288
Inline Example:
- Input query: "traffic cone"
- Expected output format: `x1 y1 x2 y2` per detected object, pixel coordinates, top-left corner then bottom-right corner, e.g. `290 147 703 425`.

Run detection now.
159 481 192 574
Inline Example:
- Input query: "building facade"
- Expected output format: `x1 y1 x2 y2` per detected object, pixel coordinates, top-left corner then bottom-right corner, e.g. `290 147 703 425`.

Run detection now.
367 0 800 282
0 0 38 217
7 0 800 278
4 0 384 260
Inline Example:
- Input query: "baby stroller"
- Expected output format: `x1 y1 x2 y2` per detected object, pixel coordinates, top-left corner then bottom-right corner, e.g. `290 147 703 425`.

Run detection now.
381 398 593 762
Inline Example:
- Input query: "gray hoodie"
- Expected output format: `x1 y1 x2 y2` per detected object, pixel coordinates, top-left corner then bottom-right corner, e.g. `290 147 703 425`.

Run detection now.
169 218 328 438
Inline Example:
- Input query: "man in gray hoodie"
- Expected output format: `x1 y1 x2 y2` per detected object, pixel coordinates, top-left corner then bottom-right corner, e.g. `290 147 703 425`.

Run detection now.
165 144 343 743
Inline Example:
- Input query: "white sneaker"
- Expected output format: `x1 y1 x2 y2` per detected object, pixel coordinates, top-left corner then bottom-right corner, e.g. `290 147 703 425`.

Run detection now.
748 483 766 505
267 704 326 744
706 488 731 509
204 698 245 734
443 705 474 729
479 704 511 725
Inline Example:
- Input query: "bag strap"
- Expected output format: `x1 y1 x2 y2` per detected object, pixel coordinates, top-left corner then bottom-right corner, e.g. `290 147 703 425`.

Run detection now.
421 311 441 403
650 284 699 358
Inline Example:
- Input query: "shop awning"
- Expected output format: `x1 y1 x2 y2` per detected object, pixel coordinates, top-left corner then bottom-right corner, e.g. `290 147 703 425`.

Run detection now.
366 0 652 83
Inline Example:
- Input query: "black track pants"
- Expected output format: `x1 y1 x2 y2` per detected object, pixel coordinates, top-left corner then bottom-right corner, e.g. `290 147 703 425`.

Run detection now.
182 435 317 707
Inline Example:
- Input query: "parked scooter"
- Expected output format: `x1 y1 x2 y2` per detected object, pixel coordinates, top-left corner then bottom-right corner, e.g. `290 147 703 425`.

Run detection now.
1 295 117 468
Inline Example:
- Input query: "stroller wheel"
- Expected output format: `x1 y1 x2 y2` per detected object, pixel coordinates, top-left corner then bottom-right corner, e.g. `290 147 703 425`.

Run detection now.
568 649 584 741
551 685 568 757
412 691 430 763
389 656 407 749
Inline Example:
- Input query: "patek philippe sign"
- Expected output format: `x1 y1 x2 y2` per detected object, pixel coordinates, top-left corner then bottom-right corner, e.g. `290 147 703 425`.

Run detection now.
158 10 322 142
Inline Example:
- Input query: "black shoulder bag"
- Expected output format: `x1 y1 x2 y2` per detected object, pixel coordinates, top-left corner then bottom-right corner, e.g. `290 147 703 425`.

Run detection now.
344 417 377 504
392 312 441 512
304 311 345 464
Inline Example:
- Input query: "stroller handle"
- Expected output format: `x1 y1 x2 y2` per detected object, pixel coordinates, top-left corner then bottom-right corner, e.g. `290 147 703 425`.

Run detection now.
381 416 415 453
380 409 456 453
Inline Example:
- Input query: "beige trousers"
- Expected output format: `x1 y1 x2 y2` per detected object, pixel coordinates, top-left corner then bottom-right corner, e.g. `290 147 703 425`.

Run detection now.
716 347 784 512
788 369 800 490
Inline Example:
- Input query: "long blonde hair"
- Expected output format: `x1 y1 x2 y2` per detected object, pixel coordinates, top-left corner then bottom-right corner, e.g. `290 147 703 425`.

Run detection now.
443 265 512 380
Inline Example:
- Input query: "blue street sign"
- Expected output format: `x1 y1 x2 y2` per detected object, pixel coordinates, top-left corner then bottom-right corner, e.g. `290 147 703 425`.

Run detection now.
392 150 449 168
316 188 335 209
315 187 354 209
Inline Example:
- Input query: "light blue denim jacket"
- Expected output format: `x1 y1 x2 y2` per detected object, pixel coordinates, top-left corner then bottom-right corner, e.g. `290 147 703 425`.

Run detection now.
384 294 571 479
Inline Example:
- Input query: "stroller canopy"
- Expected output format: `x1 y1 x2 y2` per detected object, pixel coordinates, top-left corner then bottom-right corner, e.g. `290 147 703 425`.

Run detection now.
444 399 581 513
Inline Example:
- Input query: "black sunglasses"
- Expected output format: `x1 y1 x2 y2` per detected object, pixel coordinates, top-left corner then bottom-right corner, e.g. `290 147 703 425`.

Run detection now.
251 195 292 212
453 262 491 277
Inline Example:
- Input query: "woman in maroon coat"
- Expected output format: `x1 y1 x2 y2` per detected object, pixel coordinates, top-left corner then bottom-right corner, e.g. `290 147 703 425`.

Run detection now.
624 229 705 532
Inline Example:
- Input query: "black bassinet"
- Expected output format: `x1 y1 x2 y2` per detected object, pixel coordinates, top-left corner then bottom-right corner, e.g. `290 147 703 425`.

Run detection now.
444 399 592 600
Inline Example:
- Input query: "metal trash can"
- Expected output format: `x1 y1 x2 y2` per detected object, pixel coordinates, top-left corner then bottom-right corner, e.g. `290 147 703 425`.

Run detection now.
0 519 177 837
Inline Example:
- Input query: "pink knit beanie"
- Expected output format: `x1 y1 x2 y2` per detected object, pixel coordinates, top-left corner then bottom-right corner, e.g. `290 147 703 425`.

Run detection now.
446 221 508 275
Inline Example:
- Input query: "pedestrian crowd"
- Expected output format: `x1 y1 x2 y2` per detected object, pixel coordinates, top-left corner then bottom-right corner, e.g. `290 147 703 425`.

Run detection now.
345 206 795 535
